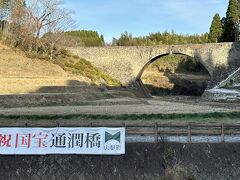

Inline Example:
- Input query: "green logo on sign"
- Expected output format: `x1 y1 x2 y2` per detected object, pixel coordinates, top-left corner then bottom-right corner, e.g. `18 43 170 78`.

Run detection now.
105 131 120 143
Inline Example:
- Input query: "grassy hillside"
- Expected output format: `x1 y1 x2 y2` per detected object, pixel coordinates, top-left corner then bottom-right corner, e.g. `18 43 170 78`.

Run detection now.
55 53 120 86
0 43 120 94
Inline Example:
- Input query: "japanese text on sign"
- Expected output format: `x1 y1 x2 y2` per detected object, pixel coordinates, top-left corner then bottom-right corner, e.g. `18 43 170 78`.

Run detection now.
0 128 125 155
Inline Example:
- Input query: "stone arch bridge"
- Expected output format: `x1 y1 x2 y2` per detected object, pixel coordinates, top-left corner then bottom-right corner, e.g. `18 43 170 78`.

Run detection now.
69 43 240 85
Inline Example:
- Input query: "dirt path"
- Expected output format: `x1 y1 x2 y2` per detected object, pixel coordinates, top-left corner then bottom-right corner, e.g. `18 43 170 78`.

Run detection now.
0 98 238 116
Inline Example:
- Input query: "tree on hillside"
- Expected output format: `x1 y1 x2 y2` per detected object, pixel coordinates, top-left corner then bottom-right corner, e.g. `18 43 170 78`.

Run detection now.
100 34 105 45
9 0 29 46
116 32 138 46
209 13 223 43
111 31 209 46
24 0 73 39
0 0 10 20
7 0 74 55
222 0 240 42
0 0 11 37
67 30 105 46
42 12 74 59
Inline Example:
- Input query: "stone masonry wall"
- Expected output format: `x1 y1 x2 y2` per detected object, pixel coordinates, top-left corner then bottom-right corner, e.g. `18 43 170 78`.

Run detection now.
69 43 240 85
1 143 240 180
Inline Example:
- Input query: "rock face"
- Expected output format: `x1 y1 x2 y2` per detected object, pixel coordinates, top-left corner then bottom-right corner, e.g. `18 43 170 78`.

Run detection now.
203 88 240 101
203 68 240 101
218 67 240 89
69 42 240 85
1 143 240 180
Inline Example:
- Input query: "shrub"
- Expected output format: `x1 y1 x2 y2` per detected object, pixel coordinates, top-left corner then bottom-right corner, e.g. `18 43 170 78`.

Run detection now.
64 58 121 86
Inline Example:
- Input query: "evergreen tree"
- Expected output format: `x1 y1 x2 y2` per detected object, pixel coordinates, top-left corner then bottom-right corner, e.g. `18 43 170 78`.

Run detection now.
209 14 223 43
67 30 105 46
222 0 240 42
100 34 105 45
111 31 209 46
117 32 133 46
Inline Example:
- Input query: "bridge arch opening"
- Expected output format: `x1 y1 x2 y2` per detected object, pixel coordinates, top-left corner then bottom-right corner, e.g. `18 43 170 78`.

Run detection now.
136 53 211 97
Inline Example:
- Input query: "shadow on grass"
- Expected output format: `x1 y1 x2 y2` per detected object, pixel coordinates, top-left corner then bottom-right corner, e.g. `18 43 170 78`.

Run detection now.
139 55 211 97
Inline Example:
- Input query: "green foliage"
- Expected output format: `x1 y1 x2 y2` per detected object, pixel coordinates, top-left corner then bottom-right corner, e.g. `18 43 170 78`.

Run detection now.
63 58 121 86
59 48 71 57
112 31 209 46
163 146 176 167
150 55 183 72
1 112 240 121
100 34 104 43
66 30 105 46
114 32 138 46
25 51 50 60
150 55 208 74
72 54 80 59
209 14 223 43
222 0 240 42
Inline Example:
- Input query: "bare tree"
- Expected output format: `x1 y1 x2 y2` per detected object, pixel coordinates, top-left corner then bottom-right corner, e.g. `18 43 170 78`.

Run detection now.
25 0 73 39
23 0 75 56
41 6 75 59
44 22 75 59
0 0 10 19
9 0 36 49
0 0 11 38
7 0 75 56
0 0 75 58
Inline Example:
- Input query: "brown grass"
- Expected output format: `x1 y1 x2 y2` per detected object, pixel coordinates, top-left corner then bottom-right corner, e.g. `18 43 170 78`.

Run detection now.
142 71 174 89
0 43 114 94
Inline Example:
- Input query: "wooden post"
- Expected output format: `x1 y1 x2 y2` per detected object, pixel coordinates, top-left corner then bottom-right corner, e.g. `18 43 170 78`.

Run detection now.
188 123 191 143
154 122 158 143
221 123 224 143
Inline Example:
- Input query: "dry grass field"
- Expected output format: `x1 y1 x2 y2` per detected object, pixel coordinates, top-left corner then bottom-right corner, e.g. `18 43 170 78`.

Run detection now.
0 44 108 94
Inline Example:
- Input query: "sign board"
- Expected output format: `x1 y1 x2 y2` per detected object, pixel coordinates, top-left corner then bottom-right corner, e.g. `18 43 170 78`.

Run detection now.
0 127 125 155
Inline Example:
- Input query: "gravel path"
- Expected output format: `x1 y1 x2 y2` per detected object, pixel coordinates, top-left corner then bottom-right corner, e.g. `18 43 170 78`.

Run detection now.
0 99 238 116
